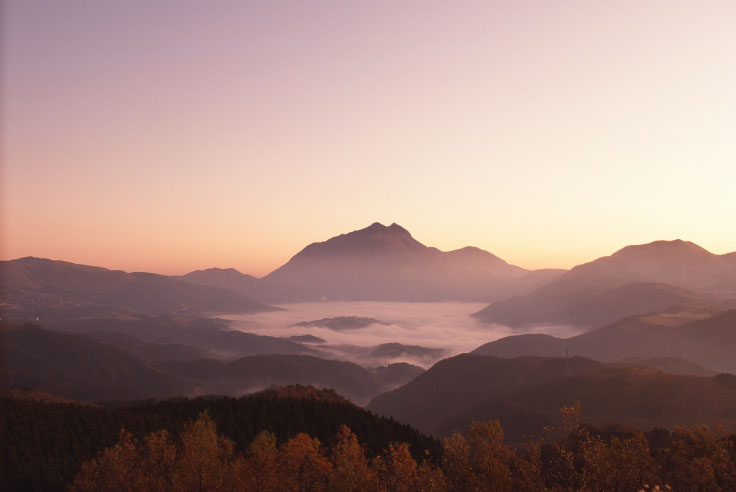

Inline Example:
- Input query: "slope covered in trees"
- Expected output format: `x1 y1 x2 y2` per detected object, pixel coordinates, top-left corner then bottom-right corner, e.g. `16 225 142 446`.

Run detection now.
49 406 736 492
0 387 438 492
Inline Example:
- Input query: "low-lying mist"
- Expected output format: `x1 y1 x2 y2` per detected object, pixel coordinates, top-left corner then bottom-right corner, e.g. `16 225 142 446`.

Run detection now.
219 302 583 368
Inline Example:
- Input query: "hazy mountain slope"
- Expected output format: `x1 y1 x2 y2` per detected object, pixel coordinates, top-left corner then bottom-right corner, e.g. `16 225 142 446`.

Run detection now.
611 357 716 377
1 324 185 401
49 313 318 359
440 367 736 441
473 308 736 373
367 354 601 435
162 355 424 404
2 322 421 404
179 267 259 294
247 222 563 302
82 331 215 362
1 257 275 316
474 239 736 329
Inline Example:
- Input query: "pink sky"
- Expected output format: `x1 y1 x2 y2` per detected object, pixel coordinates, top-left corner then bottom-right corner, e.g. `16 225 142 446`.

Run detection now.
2 1 735 276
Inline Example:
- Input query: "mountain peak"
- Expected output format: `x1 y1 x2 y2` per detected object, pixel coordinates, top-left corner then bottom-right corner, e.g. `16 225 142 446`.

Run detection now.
613 239 712 259
289 222 427 262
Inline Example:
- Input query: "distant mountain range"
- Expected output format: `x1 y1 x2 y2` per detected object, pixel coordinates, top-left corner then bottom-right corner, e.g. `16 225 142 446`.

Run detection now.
473 307 736 373
1 322 424 404
182 222 565 303
6 225 734 313
1 256 275 319
473 239 736 330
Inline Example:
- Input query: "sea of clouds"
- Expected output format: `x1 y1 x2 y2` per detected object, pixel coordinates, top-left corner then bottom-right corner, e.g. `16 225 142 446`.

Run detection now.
219 302 582 369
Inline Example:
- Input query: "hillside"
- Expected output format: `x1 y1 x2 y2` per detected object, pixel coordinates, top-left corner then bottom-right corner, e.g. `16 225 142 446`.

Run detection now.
474 239 736 329
439 367 736 441
44 313 315 359
0 257 275 318
473 308 736 373
0 388 439 492
162 355 423 404
367 354 601 435
179 267 259 295
0 324 186 401
2 323 422 404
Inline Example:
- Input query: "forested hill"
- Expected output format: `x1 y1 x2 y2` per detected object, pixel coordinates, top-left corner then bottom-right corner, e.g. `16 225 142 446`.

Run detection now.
0 387 439 492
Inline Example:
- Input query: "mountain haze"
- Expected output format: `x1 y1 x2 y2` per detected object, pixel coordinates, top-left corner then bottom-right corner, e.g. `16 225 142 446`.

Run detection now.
473 307 736 373
188 222 564 303
474 240 736 329
1 257 275 318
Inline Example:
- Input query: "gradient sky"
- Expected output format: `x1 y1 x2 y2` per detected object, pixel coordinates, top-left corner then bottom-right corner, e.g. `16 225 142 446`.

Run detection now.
2 0 735 276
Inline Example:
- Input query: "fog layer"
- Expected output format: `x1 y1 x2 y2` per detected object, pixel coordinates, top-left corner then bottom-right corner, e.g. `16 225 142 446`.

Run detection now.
220 302 582 368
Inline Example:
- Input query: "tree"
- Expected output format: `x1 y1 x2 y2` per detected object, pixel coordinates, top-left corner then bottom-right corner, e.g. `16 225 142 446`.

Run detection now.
327 425 375 492
173 411 237 492
278 433 332 492
373 443 418 492
236 431 279 492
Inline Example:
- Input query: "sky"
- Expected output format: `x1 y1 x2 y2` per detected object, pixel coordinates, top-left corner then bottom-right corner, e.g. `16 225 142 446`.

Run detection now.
2 0 735 277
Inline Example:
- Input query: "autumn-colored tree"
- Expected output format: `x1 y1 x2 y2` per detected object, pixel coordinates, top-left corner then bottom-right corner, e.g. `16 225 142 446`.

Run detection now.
415 460 447 492
173 411 237 492
373 443 418 492
327 425 376 492
235 431 279 492
468 420 513 492
68 429 140 492
278 433 332 492
138 430 177 492
580 432 658 492
442 432 473 492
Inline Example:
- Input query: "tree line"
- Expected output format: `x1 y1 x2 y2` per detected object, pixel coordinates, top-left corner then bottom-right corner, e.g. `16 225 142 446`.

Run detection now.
0 389 438 492
69 404 736 492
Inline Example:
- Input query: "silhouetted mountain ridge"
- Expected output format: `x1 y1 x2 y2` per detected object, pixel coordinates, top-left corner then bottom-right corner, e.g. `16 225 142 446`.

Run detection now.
473 307 736 373
474 239 736 329
1 257 275 317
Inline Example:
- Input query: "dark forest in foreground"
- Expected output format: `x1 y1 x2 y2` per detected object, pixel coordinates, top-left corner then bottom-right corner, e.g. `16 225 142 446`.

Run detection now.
4 387 736 492
0 387 436 492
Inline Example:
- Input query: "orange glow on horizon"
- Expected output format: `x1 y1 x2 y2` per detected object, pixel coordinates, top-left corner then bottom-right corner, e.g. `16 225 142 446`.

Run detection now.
3 1 735 276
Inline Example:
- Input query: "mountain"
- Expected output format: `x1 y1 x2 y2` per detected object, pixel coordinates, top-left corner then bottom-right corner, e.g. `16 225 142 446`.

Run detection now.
369 343 446 362
179 267 259 294
162 354 424 404
2 322 422 404
473 307 736 373
367 354 601 435
611 357 716 377
187 222 564 303
473 240 736 329
1 323 185 401
42 313 318 359
287 334 327 344
438 367 736 441
0 257 276 318
81 331 216 362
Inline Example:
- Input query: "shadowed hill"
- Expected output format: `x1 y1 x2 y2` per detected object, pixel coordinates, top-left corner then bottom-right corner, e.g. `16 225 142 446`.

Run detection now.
0 324 186 401
473 308 736 373
1 387 439 492
2 323 422 404
367 353 601 435
439 367 736 441
46 313 317 359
